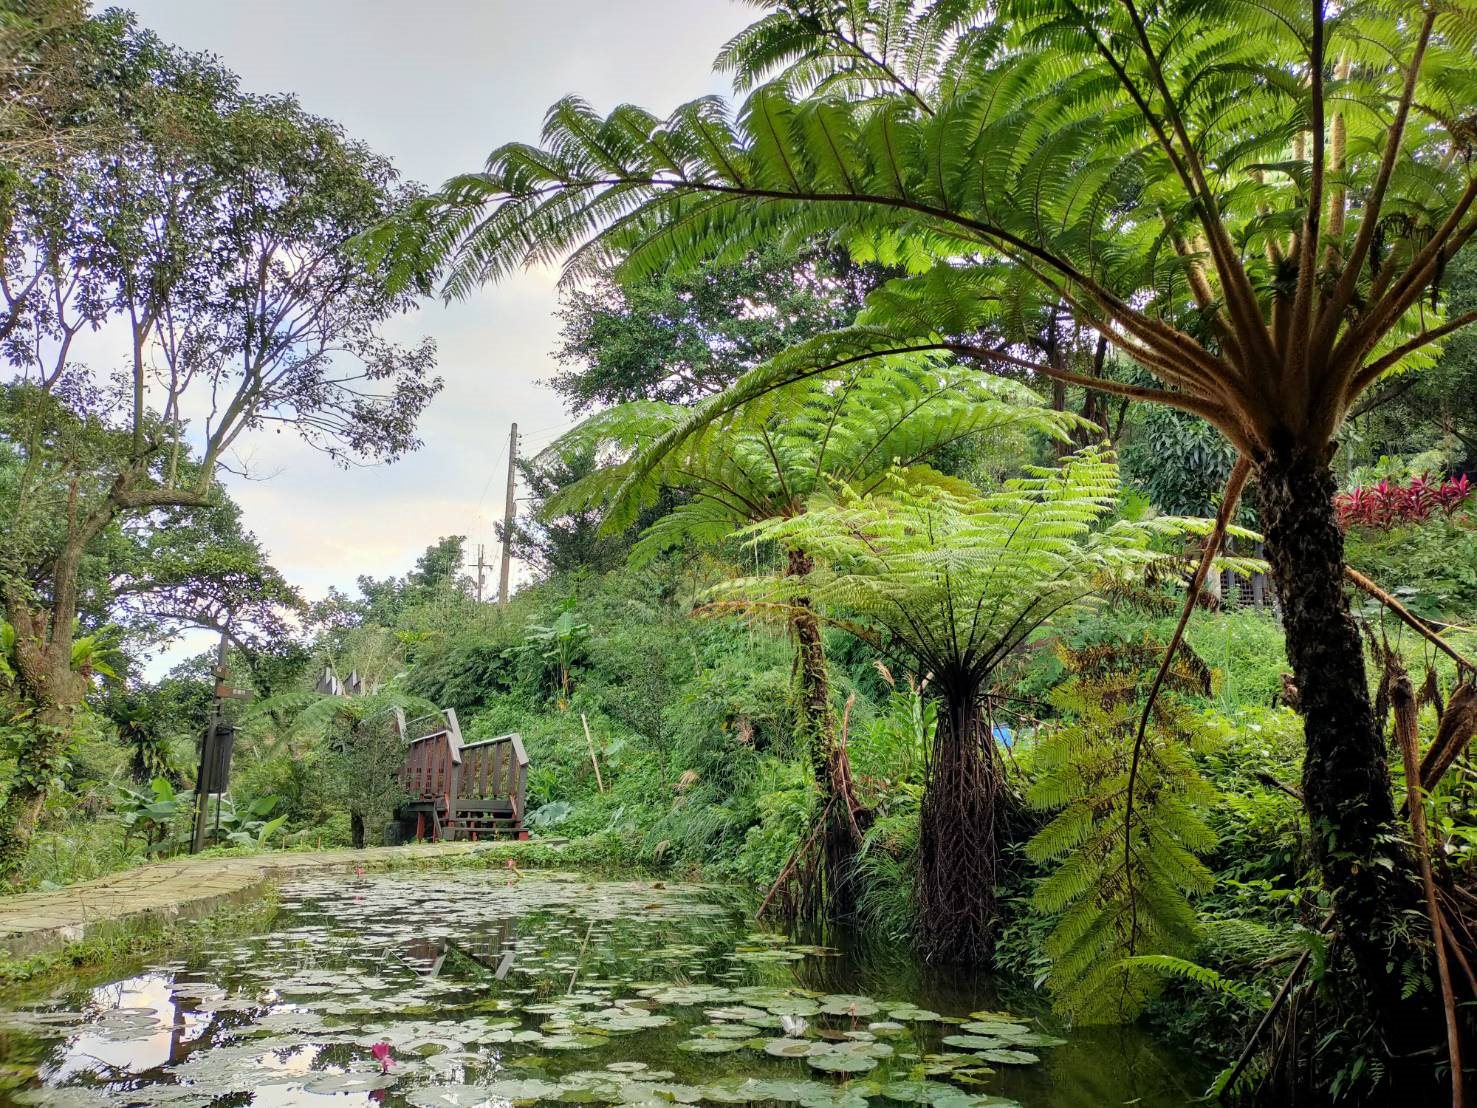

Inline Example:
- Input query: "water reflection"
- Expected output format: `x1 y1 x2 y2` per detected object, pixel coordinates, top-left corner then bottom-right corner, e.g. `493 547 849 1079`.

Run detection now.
0 872 1206 1107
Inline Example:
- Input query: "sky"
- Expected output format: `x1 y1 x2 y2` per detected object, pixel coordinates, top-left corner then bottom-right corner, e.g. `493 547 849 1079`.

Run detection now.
112 0 753 666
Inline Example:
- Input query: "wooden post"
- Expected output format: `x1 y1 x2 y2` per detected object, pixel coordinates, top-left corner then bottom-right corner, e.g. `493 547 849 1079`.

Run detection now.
498 422 518 609
581 713 605 793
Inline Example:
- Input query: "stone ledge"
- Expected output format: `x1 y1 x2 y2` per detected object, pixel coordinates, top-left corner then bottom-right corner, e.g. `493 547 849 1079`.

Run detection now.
0 841 491 960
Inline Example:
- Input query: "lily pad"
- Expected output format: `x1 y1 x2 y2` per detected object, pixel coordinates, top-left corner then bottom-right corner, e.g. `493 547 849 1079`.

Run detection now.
807 1050 879 1075
942 1034 1008 1050
678 1037 748 1053
979 1049 1041 1065
405 1087 497 1108
765 1037 824 1058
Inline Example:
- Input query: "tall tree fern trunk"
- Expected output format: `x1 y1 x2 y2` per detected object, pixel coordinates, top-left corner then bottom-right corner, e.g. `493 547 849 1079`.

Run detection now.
1258 442 1431 1062
787 547 859 919
916 678 1004 964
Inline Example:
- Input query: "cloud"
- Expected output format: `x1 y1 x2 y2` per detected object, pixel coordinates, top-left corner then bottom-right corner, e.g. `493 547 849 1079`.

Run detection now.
107 0 749 660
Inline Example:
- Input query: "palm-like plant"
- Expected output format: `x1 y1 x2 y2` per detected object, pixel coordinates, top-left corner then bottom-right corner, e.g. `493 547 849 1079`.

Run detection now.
373 0 1477 1057
712 448 1248 961
542 356 1076 915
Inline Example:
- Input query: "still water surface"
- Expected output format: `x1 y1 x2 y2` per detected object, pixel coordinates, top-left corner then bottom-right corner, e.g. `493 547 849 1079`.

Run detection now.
0 871 1204 1106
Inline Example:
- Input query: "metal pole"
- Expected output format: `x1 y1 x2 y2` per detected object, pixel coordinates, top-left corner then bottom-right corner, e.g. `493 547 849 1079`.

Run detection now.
498 422 518 609
191 630 229 854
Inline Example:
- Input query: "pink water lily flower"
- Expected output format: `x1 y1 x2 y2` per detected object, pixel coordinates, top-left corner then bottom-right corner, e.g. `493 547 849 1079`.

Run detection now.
371 1040 394 1074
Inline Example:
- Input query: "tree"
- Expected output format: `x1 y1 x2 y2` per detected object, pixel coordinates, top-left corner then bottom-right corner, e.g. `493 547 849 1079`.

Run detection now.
0 12 439 878
511 445 641 578
252 682 432 848
376 0 1477 1075
551 243 890 412
355 535 474 625
0 0 96 168
716 450 1233 961
543 356 1074 916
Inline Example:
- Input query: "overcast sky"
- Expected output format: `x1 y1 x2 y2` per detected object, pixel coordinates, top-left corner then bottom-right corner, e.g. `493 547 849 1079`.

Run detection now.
113 0 752 665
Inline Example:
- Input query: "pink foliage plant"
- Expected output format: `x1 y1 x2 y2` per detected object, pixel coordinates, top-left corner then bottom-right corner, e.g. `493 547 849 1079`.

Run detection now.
1335 473 1472 531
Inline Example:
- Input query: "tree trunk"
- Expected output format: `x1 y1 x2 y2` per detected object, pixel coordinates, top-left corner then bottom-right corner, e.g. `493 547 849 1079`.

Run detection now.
0 692 82 881
786 547 861 919
916 681 1004 964
1257 443 1432 1056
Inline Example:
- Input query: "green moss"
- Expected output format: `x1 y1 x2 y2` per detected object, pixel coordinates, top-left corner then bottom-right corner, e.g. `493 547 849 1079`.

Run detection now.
0 887 281 994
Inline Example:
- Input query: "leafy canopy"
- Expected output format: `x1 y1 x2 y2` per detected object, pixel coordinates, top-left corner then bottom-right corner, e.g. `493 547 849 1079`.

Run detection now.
374 0 1477 458
708 448 1257 687
541 355 1079 564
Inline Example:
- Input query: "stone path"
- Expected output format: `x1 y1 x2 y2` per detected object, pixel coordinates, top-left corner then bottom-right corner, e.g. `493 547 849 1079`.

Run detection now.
0 842 490 960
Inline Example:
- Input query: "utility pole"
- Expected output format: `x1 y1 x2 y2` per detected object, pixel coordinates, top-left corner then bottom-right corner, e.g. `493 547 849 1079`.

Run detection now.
468 543 487 603
498 421 518 609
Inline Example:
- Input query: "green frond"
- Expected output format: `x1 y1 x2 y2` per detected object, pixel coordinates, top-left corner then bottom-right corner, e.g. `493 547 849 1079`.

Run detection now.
366 0 1477 442
708 448 1218 681
1026 635 1222 1024
538 350 1082 558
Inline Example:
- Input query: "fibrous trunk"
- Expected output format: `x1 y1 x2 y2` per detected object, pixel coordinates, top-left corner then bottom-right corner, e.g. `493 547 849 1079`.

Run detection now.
787 547 862 920
1257 444 1432 1059
916 681 1004 964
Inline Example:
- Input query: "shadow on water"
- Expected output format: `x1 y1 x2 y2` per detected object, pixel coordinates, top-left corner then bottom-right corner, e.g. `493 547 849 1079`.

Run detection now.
787 924 1206 1108
0 871 1206 1107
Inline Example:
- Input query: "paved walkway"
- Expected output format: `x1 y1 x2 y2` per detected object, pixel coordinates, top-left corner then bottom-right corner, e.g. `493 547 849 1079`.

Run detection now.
0 842 489 960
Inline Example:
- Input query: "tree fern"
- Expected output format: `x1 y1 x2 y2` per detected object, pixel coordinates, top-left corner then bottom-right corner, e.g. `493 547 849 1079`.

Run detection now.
541 354 1078 543
374 0 1477 1074
1026 638 1221 1024
716 449 1247 961
537 355 1075 922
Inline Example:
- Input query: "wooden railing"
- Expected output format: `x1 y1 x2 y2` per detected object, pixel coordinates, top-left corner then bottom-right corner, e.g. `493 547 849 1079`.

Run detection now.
456 733 530 818
397 709 528 823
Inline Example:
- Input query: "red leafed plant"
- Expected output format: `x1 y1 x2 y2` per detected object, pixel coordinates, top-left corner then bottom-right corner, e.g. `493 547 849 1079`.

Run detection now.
1336 473 1472 530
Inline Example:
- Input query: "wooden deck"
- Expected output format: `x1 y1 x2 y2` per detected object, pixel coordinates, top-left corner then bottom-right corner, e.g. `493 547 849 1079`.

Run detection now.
395 709 529 842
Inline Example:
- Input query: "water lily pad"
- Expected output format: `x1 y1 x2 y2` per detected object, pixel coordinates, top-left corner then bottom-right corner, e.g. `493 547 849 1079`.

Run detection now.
765 1038 823 1058
818 995 880 1018
704 1022 762 1039
706 1005 767 1021
405 1086 496 1108
979 1049 1040 1065
606 1062 649 1074
765 998 821 1016
942 1034 1008 1050
887 1006 942 1022
807 1050 878 1074
729 1078 837 1102
678 1037 748 1053
302 1072 397 1094
742 1013 788 1030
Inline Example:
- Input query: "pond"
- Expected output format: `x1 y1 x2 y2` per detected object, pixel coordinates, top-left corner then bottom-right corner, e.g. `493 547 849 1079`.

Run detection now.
0 870 1204 1107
